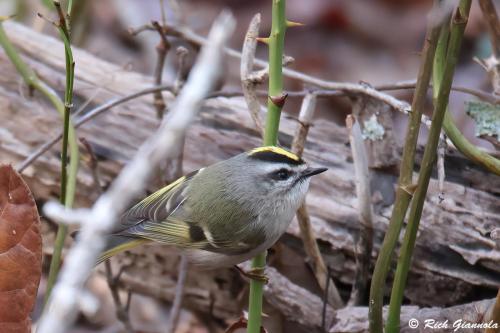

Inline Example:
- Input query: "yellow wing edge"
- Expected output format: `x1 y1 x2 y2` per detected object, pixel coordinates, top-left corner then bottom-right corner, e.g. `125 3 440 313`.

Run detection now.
96 238 150 265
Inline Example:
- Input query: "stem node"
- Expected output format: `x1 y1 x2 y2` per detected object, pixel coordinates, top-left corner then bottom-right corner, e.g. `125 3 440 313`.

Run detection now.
269 93 288 107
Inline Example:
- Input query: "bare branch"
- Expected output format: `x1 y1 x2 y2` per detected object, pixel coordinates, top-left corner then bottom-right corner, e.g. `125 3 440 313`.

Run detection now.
104 262 134 333
437 136 447 203
20 75 493 175
240 13 265 137
130 22 411 113
81 138 135 332
165 255 189 333
173 46 189 95
36 12 235 333
345 115 374 306
291 94 344 309
479 0 500 57
16 84 173 173
151 20 171 118
375 79 500 104
291 93 317 156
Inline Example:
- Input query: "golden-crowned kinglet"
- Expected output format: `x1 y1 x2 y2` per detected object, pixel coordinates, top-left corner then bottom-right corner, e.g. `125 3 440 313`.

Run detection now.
98 146 327 267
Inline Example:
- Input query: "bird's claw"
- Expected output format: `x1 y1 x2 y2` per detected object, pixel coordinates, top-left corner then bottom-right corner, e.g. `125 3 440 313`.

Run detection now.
235 265 269 284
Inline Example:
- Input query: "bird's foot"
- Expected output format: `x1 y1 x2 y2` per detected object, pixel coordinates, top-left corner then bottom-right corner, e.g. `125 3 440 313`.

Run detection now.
234 265 269 284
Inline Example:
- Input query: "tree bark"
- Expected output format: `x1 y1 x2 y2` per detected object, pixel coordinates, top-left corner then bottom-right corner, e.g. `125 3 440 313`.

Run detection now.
0 21 499 330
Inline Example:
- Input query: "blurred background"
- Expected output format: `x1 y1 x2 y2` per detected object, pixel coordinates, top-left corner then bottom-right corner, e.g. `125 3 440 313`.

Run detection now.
2 0 498 332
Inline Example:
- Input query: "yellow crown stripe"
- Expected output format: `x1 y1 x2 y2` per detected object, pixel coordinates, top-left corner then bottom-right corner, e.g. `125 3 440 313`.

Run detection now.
249 146 300 161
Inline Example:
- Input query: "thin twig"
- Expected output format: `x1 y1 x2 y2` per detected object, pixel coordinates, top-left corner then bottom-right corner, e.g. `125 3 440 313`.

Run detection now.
173 46 188 95
240 13 265 137
36 12 235 333
17 75 499 176
479 0 500 57
162 47 188 184
437 136 446 203
129 22 410 113
291 93 316 156
321 266 331 332
79 137 102 193
214 82 499 104
374 79 500 104
345 115 374 306
168 0 183 23
104 262 134 333
151 21 171 118
163 48 188 332
478 0 500 96
80 138 134 332
291 94 344 309
16 84 173 173
165 255 188 333
159 0 167 27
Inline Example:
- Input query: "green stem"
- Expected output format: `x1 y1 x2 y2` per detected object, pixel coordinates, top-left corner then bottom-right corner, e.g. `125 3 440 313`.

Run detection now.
433 12 500 176
67 0 74 17
247 251 267 333
45 3 78 301
385 2 471 332
262 0 287 146
368 2 442 332
0 21 79 300
443 113 500 175
247 1 287 333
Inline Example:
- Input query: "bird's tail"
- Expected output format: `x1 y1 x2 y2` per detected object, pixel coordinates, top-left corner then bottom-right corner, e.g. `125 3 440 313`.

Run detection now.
96 235 150 265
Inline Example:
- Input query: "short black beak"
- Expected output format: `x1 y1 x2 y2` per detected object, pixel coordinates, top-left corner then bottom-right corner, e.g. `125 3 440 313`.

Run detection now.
301 167 328 178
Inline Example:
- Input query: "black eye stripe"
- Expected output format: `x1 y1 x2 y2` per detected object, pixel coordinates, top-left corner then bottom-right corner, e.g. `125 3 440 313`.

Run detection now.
271 168 293 181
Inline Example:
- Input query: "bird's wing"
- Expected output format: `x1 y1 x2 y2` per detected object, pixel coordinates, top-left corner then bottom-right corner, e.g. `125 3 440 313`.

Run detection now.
114 170 207 248
114 170 256 254
119 172 192 229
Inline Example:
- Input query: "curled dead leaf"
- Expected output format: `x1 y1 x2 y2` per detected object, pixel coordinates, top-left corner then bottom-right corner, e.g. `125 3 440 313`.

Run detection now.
0 164 42 333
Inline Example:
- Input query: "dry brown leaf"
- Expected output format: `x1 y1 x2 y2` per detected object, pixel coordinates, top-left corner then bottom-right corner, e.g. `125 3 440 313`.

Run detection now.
0 164 42 333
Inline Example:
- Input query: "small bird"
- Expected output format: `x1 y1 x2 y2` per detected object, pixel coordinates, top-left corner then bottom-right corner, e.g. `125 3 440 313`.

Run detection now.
98 146 327 271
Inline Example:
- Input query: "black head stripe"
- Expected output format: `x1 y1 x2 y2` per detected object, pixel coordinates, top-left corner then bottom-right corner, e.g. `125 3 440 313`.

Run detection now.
249 150 304 165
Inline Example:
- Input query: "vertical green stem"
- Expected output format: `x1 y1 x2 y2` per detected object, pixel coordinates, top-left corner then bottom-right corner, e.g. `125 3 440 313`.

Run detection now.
262 0 286 146
247 1 287 332
0 18 79 301
368 2 442 332
45 1 78 302
385 2 471 332
433 9 500 176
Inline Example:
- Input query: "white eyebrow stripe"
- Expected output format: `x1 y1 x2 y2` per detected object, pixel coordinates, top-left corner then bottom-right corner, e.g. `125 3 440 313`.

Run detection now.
260 163 294 173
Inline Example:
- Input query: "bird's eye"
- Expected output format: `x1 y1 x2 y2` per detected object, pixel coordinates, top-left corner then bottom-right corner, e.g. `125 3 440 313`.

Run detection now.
273 168 291 181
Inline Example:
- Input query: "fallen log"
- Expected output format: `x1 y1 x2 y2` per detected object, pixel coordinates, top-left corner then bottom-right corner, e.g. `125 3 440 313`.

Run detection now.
0 21 499 330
